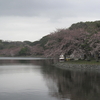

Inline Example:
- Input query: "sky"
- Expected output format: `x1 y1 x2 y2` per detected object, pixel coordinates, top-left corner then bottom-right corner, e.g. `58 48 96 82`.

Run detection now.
0 0 100 42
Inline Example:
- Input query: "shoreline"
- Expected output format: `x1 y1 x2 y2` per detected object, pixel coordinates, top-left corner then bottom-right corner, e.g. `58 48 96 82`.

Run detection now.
53 61 100 72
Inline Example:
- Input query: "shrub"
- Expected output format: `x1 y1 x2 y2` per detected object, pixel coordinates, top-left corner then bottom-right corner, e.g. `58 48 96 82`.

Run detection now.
18 47 29 56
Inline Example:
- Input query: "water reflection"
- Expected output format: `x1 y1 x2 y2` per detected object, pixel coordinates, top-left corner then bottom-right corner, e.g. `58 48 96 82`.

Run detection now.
41 63 100 100
0 60 41 74
0 59 58 100
0 58 100 100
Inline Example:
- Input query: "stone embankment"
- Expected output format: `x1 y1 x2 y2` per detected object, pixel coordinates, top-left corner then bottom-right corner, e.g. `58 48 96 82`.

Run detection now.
54 62 100 72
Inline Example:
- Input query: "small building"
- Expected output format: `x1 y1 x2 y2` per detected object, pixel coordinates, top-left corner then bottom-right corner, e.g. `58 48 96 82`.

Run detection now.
59 53 71 61
66 55 71 61
59 54 64 61
66 57 71 61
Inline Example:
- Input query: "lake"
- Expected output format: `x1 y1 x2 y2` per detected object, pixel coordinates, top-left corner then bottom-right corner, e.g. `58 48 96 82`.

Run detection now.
0 57 100 100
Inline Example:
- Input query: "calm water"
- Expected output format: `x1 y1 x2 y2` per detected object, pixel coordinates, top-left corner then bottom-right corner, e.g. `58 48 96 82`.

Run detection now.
0 57 100 100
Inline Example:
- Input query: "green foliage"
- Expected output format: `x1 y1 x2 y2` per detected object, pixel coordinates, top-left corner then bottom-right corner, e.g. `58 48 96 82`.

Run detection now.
69 22 87 30
23 41 32 45
31 41 39 46
39 35 49 48
0 40 3 43
0 40 24 49
96 22 100 28
0 20 100 58
81 42 92 51
69 21 100 35
0 43 4 49
19 47 29 56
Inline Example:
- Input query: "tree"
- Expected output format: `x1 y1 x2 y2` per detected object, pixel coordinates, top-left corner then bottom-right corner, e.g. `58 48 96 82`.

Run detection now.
18 46 30 56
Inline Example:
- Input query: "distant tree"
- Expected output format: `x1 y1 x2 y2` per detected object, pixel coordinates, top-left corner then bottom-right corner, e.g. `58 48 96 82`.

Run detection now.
23 41 32 45
0 43 3 49
31 41 39 46
32 45 44 56
18 46 30 56
39 35 50 49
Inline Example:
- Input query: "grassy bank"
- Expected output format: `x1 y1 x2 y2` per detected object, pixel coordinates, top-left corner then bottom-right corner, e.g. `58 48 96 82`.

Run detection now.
60 60 100 65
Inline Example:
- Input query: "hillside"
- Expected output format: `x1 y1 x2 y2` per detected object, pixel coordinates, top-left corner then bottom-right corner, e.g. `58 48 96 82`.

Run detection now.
31 20 100 60
0 20 100 60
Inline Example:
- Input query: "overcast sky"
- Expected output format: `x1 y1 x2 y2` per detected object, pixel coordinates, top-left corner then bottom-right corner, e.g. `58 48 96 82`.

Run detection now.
0 0 100 41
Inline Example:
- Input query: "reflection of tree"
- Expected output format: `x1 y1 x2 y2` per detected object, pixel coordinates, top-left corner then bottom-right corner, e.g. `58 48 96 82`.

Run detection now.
41 64 100 100
0 59 53 74
0 59 52 66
